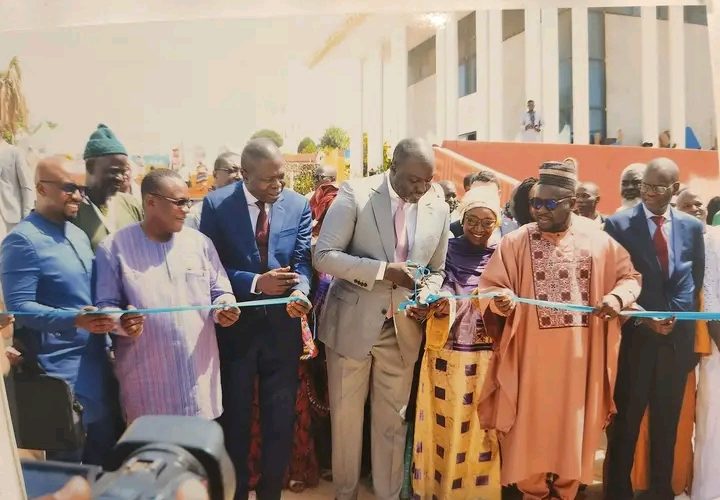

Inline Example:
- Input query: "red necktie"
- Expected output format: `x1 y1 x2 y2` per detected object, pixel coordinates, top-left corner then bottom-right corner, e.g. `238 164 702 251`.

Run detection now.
651 215 669 278
255 201 269 270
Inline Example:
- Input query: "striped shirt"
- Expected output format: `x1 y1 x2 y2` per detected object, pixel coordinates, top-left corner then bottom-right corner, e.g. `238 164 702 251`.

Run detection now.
94 223 234 422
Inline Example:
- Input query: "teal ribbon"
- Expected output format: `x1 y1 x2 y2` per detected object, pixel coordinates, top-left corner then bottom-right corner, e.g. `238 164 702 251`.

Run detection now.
397 264 711 321
0 296 298 317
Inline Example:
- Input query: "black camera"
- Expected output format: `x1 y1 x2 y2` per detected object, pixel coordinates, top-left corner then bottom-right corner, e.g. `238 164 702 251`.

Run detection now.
21 415 236 500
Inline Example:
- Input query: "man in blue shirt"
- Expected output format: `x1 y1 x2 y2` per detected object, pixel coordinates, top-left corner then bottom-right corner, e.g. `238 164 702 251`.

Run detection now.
1 156 122 464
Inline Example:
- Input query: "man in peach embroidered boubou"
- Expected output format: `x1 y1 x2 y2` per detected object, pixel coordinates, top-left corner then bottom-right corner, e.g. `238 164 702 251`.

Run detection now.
472 160 642 499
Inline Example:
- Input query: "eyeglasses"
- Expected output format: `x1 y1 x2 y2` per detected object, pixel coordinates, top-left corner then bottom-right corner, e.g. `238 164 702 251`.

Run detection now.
150 193 193 208
576 192 596 200
463 215 497 229
39 180 86 196
529 197 573 211
215 166 241 174
641 183 674 194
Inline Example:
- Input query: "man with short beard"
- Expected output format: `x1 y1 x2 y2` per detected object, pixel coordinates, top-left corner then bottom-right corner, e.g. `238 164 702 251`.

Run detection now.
73 124 143 250
475 160 641 498
616 163 646 213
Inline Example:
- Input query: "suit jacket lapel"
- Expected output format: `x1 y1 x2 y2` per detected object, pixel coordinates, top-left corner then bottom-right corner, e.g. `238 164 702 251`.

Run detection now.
269 193 287 261
409 197 435 263
631 203 664 279
233 182 261 265
370 178 395 262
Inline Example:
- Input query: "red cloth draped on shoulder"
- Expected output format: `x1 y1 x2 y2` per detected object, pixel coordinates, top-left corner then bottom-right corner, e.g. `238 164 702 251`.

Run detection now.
309 184 339 237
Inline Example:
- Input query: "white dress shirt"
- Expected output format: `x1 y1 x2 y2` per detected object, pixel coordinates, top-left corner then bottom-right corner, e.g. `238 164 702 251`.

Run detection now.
643 203 674 276
376 174 419 280
244 184 273 293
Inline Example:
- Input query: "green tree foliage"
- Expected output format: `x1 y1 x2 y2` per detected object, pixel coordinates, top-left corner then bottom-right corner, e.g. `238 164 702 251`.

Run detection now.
293 164 316 195
251 129 283 148
319 126 350 151
297 137 318 154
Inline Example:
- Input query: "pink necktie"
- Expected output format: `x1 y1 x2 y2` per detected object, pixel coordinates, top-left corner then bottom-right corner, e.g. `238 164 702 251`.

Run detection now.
394 201 409 263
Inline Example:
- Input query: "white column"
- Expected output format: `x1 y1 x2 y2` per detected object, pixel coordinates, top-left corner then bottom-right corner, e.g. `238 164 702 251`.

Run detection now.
668 6 686 149
475 10 489 141
435 24 447 142
390 27 408 143
541 8 560 143
365 48 384 172
641 6 659 146
708 0 720 162
524 8 542 108
571 7 590 145
445 13 459 140
350 59 364 178
488 9 504 141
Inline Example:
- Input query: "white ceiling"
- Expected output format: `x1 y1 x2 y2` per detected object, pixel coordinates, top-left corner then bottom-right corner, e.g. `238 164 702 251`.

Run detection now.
0 0 707 33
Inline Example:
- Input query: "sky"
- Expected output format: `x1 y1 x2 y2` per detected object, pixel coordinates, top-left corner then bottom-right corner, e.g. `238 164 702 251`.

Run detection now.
0 15 362 162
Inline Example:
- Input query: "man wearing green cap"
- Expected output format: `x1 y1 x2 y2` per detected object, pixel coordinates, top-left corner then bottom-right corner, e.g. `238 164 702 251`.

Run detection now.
73 124 143 250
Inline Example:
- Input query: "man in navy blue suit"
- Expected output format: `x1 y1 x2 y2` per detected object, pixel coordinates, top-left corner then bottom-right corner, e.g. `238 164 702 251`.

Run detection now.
199 138 312 500
604 158 704 499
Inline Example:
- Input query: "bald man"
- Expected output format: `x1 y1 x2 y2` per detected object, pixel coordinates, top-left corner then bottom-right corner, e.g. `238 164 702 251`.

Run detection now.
315 138 449 500
438 179 459 218
575 181 605 226
676 188 707 224
306 165 337 200
200 138 312 500
605 158 705 499
0 157 134 465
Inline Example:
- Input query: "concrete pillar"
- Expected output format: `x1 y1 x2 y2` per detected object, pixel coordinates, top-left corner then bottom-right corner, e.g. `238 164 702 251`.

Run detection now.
668 6 686 149
350 59 364 178
475 10 489 141
641 6 659 146
541 7 560 143
708 0 720 162
571 7 590 145
390 26 408 144
365 48 384 172
445 13 459 140
435 23 447 142
488 9 504 141
524 8 543 111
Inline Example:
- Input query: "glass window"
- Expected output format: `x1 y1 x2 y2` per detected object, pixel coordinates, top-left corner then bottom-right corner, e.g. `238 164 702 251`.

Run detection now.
408 36 436 86
458 12 477 97
685 6 708 26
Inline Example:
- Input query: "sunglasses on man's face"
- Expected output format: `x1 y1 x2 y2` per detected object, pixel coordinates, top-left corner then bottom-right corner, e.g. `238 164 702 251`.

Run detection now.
529 196 573 211
39 180 86 196
150 193 194 208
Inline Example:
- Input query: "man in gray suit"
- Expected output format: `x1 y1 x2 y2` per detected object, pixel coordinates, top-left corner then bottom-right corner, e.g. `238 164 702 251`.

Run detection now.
0 139 34 241
315 138 449 500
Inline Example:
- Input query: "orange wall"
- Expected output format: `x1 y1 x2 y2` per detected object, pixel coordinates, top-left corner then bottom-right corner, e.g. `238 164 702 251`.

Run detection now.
440 141 719 213
434 147 516 206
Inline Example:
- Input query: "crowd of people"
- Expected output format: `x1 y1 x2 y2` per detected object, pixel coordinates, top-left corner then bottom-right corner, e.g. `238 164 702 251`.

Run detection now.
0 124 719 500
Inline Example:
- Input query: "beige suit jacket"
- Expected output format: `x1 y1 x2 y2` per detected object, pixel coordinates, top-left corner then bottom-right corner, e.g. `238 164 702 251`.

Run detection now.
315 173 449 364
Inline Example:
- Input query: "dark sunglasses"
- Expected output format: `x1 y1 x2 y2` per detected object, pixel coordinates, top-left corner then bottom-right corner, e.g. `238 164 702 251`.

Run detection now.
529 196 573 211
39 180 86 196
150 193 193 208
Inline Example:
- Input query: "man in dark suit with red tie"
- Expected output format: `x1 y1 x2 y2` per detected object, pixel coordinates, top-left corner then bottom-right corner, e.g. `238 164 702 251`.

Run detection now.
604 157 705 499
199 138 312 500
